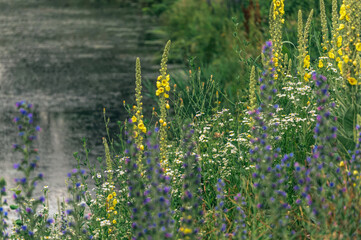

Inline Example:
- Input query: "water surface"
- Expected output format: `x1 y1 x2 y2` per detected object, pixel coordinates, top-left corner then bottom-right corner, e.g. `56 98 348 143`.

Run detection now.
0 0 163 214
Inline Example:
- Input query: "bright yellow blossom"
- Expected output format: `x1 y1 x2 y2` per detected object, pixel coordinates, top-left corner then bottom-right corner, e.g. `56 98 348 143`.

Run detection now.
337 36 343 48
138 122 145 130
348 77 357 85
304 72 311 82
339 4 346 20
343 55 349 64
356 43 361 51
318 59 324 68
338 61 343 74
303 55 310 68
328 49 335 59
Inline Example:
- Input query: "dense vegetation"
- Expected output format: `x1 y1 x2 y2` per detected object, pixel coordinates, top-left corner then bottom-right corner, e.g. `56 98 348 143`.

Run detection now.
2 0 361 239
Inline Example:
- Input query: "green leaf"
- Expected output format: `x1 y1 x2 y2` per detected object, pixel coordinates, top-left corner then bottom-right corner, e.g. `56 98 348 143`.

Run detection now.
15 219 22 226
337 134 355 152
343 105 356 138
10 205 18 210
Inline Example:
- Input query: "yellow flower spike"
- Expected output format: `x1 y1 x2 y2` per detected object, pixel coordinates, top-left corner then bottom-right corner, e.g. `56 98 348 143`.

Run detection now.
318 59 324 68
338 49 343 56
307 101 310 105
131 116 137 123
108 194 113 200
339 161 345 167
139 144 144 151
353 170 359 176
336 57 340 62
114 211 117 215
356 43 361 51
133 131 138 138
337 36 343 48
156 41 171 169
162 122 167 127
113 220 116 224
156 81 161 88
348 77 357 85
112 192 116 197
157 75 162 81
103 138 113 182
344 55 349 64
156 90 160 96
113 199 117 205
166 103 170 109
159 119 164 124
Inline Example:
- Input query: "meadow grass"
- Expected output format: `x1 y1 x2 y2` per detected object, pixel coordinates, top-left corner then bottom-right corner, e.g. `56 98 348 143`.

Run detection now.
2 0 361 239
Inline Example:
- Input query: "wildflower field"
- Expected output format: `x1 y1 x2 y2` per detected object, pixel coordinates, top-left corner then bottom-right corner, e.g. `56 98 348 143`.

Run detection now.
2 0 361 239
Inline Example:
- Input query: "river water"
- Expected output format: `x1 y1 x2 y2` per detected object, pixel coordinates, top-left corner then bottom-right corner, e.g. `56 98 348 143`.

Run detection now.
0 0 164 215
